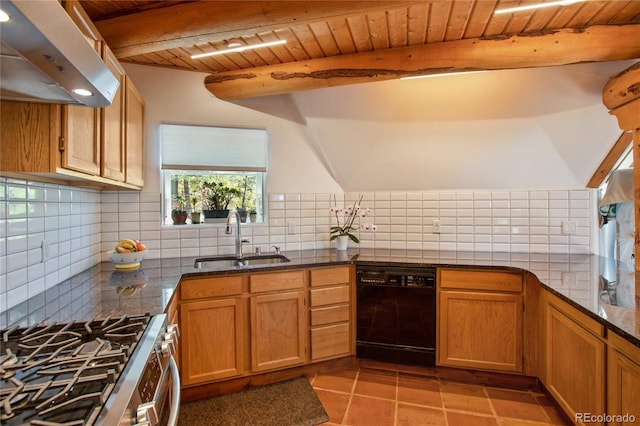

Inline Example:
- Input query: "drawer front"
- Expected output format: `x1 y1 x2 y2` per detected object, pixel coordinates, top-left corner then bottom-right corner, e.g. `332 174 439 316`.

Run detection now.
311 323 350 360
310 304 350 326
180 276 243 300
310 266 350 287
250 270 304 293
310 285 349 307
439 268 522 292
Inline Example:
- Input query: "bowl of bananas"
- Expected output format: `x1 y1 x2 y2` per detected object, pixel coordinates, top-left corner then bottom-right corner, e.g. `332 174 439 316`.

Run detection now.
107 239 148 269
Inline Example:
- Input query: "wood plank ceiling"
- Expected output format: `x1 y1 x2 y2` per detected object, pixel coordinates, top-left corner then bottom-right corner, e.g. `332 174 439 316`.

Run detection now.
79 0 640 100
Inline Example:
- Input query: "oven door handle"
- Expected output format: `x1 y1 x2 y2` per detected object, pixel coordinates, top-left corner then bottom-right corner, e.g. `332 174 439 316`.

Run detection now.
167 356 181 426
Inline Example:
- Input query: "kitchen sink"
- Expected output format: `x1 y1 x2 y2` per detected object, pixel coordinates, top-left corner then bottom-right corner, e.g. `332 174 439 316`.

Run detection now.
237 254 290 266
194 254 290 269
193 256 240 269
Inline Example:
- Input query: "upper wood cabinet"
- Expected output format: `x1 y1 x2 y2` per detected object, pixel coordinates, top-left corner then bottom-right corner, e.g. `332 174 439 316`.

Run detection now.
124 75 145 187
437 268 524 373
101 46 126 182
61 105 101 175
0 1 144 190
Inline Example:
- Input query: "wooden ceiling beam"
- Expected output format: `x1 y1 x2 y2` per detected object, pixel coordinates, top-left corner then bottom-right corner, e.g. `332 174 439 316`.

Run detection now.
94 1 422 58
204 24 640 100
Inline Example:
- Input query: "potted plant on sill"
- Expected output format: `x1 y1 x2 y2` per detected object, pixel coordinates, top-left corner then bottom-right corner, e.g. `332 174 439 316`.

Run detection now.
249 209 257 223
202 181 241 221
171 195 188 225
190 195 201 224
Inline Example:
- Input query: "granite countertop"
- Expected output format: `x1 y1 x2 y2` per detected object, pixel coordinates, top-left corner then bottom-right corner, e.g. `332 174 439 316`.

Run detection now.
2 249 637 348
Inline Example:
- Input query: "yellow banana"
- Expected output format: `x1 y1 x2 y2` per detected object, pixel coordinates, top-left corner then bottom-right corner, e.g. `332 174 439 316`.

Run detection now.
116 239 138 252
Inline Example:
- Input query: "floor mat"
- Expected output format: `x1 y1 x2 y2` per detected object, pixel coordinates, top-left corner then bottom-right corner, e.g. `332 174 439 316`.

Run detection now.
178 376 329 426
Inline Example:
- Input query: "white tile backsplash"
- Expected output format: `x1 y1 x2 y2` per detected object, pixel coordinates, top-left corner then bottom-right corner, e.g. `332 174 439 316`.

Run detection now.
0 176 598 313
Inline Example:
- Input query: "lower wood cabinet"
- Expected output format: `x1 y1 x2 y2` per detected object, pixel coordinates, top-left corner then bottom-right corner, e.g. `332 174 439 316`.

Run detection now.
250 290 306 372
177 270 310 387
607 331 640 424
437 268 523 373
180 297 244 385
309 266 352 361
544 292 606 425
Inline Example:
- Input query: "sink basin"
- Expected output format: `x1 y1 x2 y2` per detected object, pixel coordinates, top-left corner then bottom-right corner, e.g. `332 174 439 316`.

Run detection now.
194 254 290 269
237 254 290 266
193 256 240 269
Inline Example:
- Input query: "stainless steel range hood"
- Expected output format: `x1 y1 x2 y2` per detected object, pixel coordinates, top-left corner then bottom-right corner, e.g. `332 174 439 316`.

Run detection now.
0 0 119 107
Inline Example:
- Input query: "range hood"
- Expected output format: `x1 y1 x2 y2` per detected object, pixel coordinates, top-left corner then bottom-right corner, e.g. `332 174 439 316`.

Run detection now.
0 0 119 107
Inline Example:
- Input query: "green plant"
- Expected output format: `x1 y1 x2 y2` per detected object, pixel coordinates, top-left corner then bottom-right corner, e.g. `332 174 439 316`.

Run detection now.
190 195 199 212
202 181 241 210
172 195 187 213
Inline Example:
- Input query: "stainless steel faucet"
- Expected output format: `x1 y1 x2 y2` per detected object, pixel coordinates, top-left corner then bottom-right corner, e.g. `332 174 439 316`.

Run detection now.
225 209 247 258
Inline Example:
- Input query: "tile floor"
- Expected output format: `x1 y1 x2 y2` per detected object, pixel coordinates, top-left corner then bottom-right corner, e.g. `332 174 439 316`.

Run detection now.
309 366 571 426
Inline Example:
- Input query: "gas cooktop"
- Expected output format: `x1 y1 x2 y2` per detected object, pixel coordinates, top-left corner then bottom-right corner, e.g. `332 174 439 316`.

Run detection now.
0 314 151 425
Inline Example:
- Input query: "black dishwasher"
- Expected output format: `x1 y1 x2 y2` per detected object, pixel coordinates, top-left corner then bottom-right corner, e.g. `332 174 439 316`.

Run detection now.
356 265 436 367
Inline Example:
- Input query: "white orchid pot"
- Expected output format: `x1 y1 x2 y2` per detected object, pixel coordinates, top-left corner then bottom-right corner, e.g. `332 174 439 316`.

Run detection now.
336 235 349 251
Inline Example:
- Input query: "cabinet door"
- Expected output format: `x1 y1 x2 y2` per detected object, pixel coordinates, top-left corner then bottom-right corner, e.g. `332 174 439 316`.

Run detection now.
61 105 100 175
251 291 306 372
545 296 605 424
180 298 244 385
438 290 523 372
0 101 59 173
607 332 640 425
101 46 125 181
124 75 144 187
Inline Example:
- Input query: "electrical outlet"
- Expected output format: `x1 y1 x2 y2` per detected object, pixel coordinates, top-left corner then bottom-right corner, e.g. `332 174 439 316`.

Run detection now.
562 220 577 235
287 222 296 235
432 219 441 234
561 272 577 287
41 240 49 263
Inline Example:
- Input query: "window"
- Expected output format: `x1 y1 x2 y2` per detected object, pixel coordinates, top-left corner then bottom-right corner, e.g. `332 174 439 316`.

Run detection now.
160 124 267 225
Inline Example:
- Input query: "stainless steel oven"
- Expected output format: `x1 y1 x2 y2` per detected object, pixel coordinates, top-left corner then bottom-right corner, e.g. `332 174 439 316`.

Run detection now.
0 313 180 426
105 314 181 426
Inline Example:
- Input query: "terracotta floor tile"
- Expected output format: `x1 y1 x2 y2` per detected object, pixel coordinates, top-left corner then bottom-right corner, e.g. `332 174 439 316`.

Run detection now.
440 382 493 414
312 369 358 393
446 411 499 426
397 403 446 426
313 389 351 424
353 370 397 400
313 365 570 425
496 418 556 426
343 395 395 426
486 388 549 422
440 380 487 396
397 374 442 407
534 395 572 425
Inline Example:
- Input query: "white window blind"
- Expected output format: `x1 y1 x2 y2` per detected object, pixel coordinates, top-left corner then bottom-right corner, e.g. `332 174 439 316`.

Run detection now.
160 124 267 171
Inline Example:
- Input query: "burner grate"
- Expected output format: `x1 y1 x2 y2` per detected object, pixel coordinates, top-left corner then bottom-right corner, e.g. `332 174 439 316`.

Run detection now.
0 314 151 425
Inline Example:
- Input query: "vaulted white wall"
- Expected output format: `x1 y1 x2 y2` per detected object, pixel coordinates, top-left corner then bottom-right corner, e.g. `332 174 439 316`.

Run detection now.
124 60 634 194
289 61 634 192
123 63 341 194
